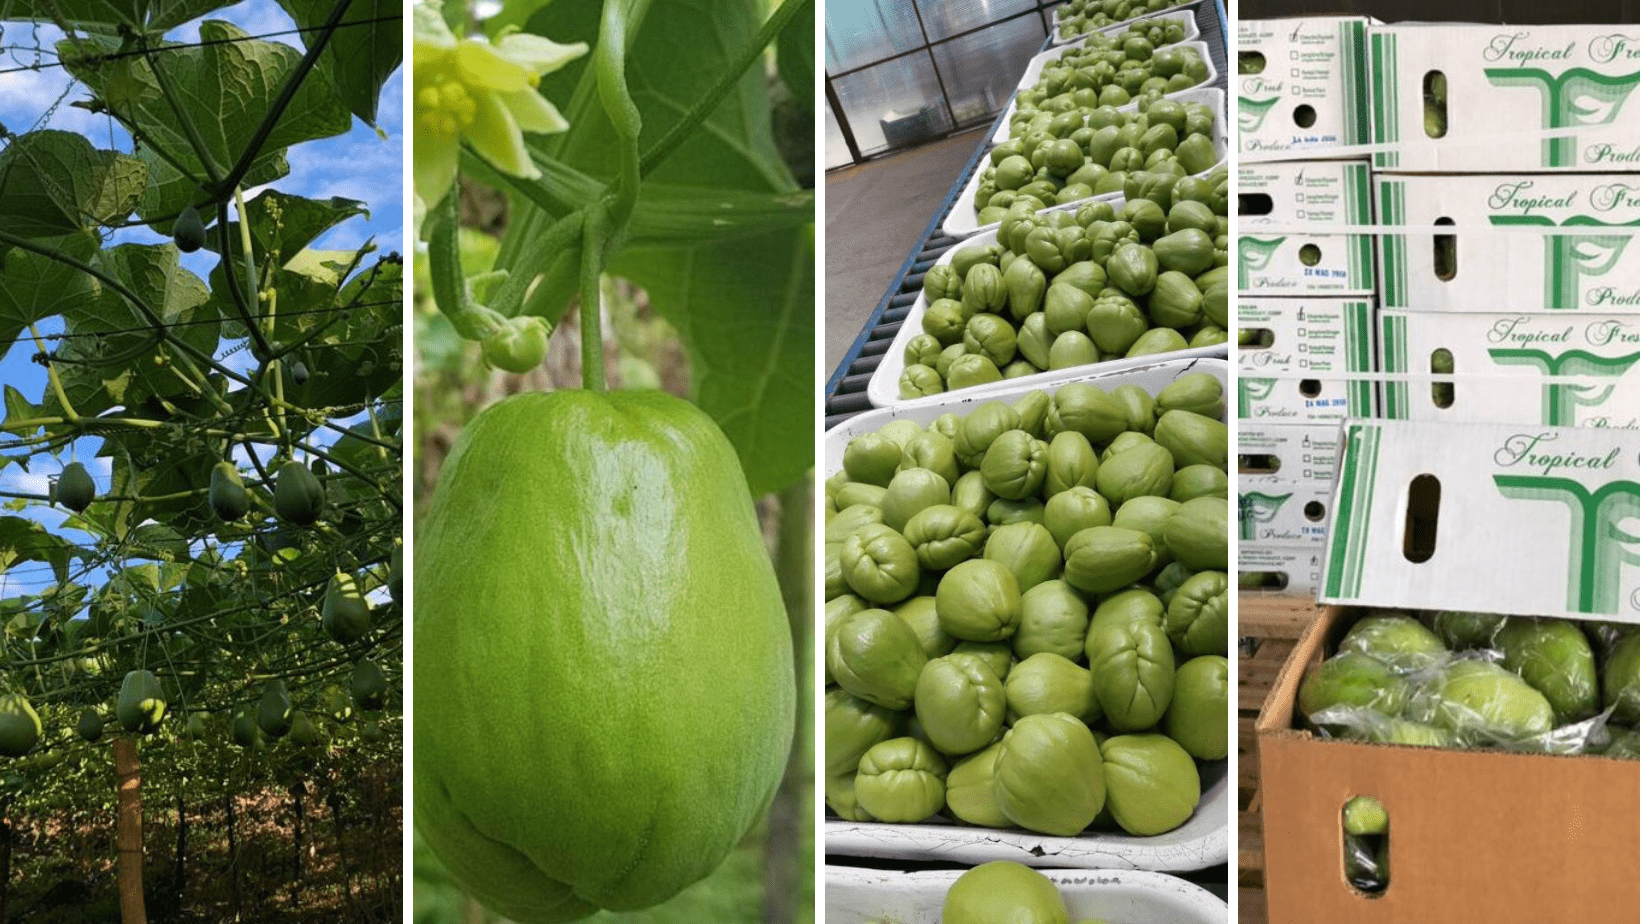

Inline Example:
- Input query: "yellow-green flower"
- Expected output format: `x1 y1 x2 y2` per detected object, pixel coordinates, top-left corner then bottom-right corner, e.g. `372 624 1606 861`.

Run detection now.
413 0 587 223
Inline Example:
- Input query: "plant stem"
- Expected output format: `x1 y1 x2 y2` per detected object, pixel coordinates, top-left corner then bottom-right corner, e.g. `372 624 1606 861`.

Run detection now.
580 206 607 392
638 0 807 179
142 36 223 184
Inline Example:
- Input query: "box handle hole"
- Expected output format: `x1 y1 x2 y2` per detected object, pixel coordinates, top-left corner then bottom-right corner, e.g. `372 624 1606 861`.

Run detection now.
1403 473 1442 563
1240 453 1281 474
1240 570 1290 591
1239 327 1275 349
1343 795 1391 896
1431 348 1455 408
1240 193 1274 216
1423 70 1448 139
1299 243 1322 266
1239 51 1267 74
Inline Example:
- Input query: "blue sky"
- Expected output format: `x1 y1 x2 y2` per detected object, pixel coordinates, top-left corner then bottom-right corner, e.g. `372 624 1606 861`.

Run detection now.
0 0 404 596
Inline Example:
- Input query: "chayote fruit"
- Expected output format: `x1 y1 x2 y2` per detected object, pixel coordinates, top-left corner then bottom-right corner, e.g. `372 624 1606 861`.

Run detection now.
936 559 1023 642
950 471 997 519
1125 327 1189 357
833 481 887 510
1090 589 1165 633
954 639 1015 682
964 313 1019 367
0 694 41 758
1426 659 1554 741
900 364 944 399
915 654 1007 755
901 431 961 486
1109 384 1156 436
825 773 873 821
843 433 902 487
1017 312 1054 368
1155 410 1227 470
1048 331 1100 370
1165 570 1228 656
942 861 1070 924
1431 610 1506 651
989 496 1045 527
981 430 1049 500
1004 255 1049 320
955 402 1021 469
1495 617 1598 724
1111 495 1181 568
1063 526 1157 594
415 390 795 923
1170 464 1228 502
944 743 1011 828
948 354 1005 390
994 713 1107 836
1099 734 1200 835
962 263 1008 318
895 596 957 659
828 608 929 710
1052 383 1127 443
1343 795 1388 836
1167 655 1229 760
1605 632 1640 724
1044 283 1096 337
1043 486 1113 551
1006 653 1102 724
1087 618 1175 731
902 504 988 571
1156 372 1224 419
1012 390 1053 438
1337 615 1448 672
1164 496 1228 572
983 522 1064 592
841 523 921 604
855 738 948 823
824 688 906 780
1044 431 1099 497
880 468 951 533
1013 580 1091 662
1094 442 1174 508
823 595 868 683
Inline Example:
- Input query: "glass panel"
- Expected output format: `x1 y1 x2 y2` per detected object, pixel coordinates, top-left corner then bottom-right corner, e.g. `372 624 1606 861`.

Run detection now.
831 52 956 157
929 16 1046 125
919 0 1038 42
825 0 925 74
825 98 855 170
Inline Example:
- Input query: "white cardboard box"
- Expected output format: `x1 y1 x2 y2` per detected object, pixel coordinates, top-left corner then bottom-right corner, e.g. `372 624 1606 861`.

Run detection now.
1320 419 1640 620
1377 173 1640 312
1240 475 1332 547
1378 308 1640 427
1239 543 1325 596
826 866 1227 924
1238 17 1374 158
1239 160 1376 295
1239 422 1344 482
1238 298 1377 422
1369 23 1640 172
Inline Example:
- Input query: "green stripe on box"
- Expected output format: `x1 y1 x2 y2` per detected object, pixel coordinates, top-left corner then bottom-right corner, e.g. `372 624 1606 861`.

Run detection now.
1380 179 1405 308
1348 163 1373 286
1325 422 1381 599
1346 301 1372 413
1382 313 1407 419
1344 21 1371 146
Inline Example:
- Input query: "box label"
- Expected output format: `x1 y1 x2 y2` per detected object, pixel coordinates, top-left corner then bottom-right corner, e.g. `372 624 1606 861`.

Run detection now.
1379 310 1640 428
1239 423 1345 482
1240 476 1333 547
1322 419 1640 620
1377 174 1640 312
1238 18 1373 156
1371 24 1640 172
1239 160 1377 295
1240 544 1325 595
1239 298 1377 422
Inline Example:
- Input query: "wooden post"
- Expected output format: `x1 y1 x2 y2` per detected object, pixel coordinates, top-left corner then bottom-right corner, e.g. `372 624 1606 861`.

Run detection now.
113 737 148 924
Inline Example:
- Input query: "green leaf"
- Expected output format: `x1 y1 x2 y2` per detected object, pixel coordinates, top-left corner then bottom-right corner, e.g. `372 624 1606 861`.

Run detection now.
0 235 100 346
612 224 813 496
58 21 352 220
776 0 814 117
275 0 404 128
1 387 44 439
0 517 73 586
6 0 238 35
204 188 370 267
0 131 149 240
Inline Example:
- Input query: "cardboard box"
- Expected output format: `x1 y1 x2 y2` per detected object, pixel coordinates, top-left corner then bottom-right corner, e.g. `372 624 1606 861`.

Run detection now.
1239 543 1325 595
1239 423 1344 483
1321 419 1640 620
1369 23 1640 172
1240 475 1332 548
1239 160 1376 296
1376 173 1640 312
1378 308 1640 428
1239 298 1377 422
1238 17 1374 158
1259 605 1640 923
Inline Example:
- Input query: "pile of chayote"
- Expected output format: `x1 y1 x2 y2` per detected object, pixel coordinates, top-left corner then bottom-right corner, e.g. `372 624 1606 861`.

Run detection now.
1005 40 1210 141
1299 611 1640 757
977 99 1222 225
1057 0 1189 41
906 189 1229 400
825 374 1230 840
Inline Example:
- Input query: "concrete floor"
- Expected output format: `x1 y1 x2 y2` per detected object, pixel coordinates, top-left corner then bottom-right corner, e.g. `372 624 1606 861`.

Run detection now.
824 128 989 377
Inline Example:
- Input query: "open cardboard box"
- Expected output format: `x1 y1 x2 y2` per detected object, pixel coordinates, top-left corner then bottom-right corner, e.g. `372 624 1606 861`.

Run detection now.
1238 16 1374 159
1258 605 1640 923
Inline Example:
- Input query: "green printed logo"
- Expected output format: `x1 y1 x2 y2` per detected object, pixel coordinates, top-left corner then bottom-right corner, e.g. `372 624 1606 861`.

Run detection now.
1493 474 1640 614
1239 491 1292 541
1238 237 1285 289
1484 67 1640 166
1237 377 1277 417
1487 348 1640 423
1239 96 1281 133
1490 214 1640 308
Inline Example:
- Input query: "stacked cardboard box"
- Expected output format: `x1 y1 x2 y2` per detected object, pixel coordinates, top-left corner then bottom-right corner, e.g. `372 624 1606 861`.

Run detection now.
1236 17 1378 595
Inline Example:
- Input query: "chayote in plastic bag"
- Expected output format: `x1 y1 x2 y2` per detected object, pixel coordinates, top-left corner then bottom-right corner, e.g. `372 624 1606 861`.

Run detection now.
1100 734 1200 836
1495 617 1598 724
1431 610 1506 651
854 737 948 823
1604 631 1640 724
1423 659 1554 741
993 713 1107 836
915 654 1007 755
1298 652 1409 721
935 559 1023 642
1337 614 1448 672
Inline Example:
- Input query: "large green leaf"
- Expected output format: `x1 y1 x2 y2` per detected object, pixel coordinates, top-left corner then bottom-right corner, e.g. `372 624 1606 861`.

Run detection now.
58 21 352 219
0 517 73 586
613 224 812 496
0 131 148 240
276 0 404 128
0 0 238 34
0 235 100 347
776 0 814 117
